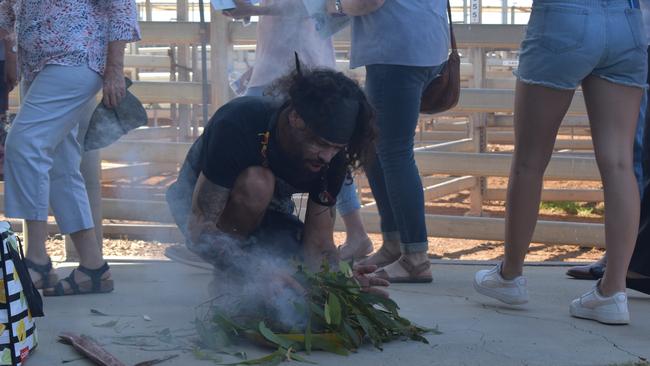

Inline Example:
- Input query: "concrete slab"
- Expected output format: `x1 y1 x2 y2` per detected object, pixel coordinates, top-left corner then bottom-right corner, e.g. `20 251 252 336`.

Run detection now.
23 261 650 366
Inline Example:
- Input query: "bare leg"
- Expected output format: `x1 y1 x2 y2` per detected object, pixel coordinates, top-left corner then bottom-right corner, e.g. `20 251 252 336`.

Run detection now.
70 228 105 269
24 220 56 286
582 76 642 296
25 220 49 264
49 228 110 292
501 81 575 279
26 219 109 290
341 210 369 244
338 209 373 260
218 167 275 237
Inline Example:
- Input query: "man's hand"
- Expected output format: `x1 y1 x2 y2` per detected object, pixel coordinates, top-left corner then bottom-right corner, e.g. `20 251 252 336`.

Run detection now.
354 264 390 298
102 65 126 109
267 271 306 296
223 0 257 19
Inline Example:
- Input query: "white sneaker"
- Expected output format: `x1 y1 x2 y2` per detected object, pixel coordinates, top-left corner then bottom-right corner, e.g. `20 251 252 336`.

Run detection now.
473 263 529 305
570 284 630 325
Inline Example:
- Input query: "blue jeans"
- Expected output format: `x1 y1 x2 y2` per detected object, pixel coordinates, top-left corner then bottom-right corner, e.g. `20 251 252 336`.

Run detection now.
364 63 443 253
245 85 362 216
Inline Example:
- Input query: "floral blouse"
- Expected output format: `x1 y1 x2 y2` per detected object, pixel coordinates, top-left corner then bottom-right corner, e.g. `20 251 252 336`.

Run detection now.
0 0 141 83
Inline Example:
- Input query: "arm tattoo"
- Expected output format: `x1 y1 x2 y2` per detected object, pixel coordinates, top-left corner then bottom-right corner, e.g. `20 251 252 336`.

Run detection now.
192 174 230 225
188 174 250 272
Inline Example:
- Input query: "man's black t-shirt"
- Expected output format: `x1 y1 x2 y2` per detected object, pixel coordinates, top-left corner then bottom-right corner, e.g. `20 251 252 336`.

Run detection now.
199 96 347 207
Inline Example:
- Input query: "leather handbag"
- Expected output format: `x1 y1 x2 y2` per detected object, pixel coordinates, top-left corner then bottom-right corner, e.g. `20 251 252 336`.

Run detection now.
420 0 460 114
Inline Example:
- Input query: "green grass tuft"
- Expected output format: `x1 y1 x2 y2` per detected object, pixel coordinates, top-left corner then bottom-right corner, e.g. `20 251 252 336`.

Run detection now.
540 201 604 216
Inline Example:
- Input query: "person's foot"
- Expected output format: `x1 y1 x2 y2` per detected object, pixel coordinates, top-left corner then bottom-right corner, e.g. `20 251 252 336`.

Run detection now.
25 257 59 290
164 244 212 271
338 237 373 261
357 240 400 268
474 262 529 305
374 252 432 283
43 263 113 296
570 282 629 325
566 259 606 280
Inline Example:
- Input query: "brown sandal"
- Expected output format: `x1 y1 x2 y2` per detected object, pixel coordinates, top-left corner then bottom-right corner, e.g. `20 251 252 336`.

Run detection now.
374 256 432 283
44 262 113 296
24 257 59 290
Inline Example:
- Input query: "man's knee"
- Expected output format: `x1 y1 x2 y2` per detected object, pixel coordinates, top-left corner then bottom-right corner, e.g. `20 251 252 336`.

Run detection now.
230 167 276 211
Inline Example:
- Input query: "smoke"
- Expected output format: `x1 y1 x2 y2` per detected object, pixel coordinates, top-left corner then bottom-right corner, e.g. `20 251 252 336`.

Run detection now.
247 0 336 92
198 232 308 331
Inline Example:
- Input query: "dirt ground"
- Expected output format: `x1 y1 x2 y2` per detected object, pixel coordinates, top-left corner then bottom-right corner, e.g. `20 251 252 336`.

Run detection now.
40 230 604 264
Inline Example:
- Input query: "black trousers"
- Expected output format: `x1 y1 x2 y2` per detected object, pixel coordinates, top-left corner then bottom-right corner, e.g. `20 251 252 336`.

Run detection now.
630 47 650 277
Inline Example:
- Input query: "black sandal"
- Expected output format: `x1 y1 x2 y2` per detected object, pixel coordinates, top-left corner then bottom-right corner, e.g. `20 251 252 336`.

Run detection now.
44 262 113 297
24 257 59 290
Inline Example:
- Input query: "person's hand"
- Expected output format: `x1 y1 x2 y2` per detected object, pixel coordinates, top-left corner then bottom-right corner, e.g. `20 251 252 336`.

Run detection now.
353 264 390 298
222 0 256 19
262 270 307 310
102 65 126 109
4 51 18 92
267 271 306 296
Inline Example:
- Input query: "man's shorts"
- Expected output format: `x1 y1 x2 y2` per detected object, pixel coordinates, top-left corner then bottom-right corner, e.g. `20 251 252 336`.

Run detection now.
515 0 648 90
244 209 304 257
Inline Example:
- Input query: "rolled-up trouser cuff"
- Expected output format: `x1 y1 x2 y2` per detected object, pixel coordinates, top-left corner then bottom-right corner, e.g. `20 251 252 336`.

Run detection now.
401 241 428 254
336 180 362 216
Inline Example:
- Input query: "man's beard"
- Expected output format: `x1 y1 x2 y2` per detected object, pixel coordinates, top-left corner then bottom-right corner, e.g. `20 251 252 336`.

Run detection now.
284 150 325 183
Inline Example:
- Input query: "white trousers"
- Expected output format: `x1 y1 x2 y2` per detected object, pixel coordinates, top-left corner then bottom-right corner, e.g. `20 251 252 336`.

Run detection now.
4 65 102 234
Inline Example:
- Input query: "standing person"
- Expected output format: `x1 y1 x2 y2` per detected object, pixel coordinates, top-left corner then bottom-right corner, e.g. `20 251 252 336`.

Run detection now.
226 0 373 260
566 0 650 288
0 0 140 296
473 0 646 324
561 0 650 295
328 0 450 282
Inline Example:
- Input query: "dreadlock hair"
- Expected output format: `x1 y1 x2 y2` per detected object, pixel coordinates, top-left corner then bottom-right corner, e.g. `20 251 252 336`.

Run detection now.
267 67 377 173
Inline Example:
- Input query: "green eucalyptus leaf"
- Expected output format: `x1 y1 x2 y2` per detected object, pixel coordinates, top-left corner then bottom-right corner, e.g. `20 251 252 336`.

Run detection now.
258 322 295 350
305 318 312 353
338 261 353 278
327 293 342 326
324 301 331 324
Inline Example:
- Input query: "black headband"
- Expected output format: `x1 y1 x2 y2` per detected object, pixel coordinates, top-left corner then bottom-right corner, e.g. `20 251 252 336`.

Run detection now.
292 52 359 144
293 97 359 144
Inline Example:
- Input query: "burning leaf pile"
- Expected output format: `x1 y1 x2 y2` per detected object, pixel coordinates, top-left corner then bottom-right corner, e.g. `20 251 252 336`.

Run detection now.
195 262 437 364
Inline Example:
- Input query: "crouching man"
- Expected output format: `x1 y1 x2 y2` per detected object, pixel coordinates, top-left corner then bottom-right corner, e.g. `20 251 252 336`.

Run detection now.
167 66 387 295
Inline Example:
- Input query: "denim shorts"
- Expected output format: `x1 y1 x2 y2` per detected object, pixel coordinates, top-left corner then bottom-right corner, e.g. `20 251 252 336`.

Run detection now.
515 0 648 90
